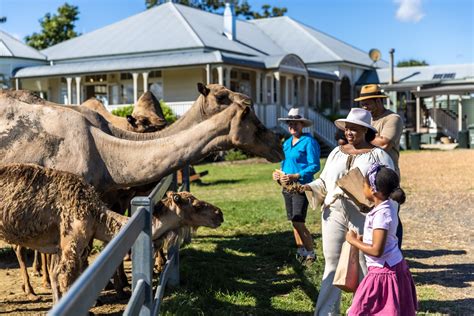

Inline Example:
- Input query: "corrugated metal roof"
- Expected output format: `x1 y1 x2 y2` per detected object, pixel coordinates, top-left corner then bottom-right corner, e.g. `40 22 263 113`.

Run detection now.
251 17 388 68
358 64 474 85
42 3 285 61
308 68 340 81
14 50 221 78
0 30 46 60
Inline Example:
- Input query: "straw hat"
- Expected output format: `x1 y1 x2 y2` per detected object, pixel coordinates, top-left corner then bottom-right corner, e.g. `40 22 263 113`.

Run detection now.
278 108 313 127
335 108 377 132
354 84 388 102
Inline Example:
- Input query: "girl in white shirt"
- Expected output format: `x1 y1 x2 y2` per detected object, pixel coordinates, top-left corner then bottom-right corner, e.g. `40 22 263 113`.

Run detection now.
346 163 417 315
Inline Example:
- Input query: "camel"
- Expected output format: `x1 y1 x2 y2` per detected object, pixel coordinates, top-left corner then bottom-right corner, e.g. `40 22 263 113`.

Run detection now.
0 89 167 133
81 93 168 133
0 83 250 142
0 92 283 192
0 84 265 296
0 163 224 303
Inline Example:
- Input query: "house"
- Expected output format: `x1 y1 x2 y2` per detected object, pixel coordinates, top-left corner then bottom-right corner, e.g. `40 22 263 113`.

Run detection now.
8 2 392 149
357 64 474 145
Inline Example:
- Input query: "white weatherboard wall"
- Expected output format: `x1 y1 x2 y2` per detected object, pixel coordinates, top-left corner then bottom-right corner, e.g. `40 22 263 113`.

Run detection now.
163 68 205 102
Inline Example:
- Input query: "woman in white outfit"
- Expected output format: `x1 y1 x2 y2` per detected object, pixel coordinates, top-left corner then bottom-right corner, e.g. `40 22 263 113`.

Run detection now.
309 108 394 315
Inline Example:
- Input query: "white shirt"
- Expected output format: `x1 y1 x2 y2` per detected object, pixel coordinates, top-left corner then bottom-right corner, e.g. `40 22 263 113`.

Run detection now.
364 199 403 267
309 146 394 208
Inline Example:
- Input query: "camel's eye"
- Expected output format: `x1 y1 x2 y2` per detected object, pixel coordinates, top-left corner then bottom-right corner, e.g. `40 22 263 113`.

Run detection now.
215 94 228 103
173 194 180 203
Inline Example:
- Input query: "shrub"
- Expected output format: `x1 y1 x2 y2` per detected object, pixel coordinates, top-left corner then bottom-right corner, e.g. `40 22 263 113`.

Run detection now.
110 100 177 123
111 105 134 117
224 149 248 161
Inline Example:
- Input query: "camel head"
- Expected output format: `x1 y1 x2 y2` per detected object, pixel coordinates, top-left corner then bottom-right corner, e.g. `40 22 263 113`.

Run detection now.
227 102 284 163
197 83 252 119
128 92 168 132
161 191 224 229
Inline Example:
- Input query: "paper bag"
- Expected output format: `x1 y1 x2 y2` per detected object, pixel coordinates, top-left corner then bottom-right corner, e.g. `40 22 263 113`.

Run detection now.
336 167 374 212
333 241 360 292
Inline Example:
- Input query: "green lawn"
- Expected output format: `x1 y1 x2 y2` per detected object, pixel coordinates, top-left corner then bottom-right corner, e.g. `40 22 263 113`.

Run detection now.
160 159 359 315
159 160 437 315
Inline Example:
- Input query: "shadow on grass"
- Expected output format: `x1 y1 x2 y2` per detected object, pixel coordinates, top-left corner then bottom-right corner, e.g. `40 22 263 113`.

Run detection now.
195 179 243 186
161 231 319 315
404 249 472 288
418 298 474 315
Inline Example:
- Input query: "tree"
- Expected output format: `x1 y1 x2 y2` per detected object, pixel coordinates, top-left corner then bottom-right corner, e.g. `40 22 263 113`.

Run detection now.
146 0 287 20
25 3 80 50
397 59 429 67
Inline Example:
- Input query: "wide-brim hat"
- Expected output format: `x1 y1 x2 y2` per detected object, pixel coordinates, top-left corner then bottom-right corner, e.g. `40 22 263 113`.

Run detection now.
354 84 388 102
278 108 312 127
335 108 377 132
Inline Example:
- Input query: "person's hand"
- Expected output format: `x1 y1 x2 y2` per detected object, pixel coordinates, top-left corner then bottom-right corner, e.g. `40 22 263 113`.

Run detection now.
272 170 281 181
280 173 299 184
346 230 360 244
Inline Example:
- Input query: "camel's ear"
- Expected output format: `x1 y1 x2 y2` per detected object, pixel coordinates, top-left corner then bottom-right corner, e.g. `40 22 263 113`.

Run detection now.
126 115 137 127
197 83 210 97
241 105 251 117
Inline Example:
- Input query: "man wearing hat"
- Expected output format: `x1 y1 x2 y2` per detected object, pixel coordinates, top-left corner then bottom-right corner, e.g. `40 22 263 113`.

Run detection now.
355 84 404 248
273 108 320 264
355 84 403 176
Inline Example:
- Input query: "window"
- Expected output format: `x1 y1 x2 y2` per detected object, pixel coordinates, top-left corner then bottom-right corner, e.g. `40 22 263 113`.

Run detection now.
85 74 106 83
120 73 133 80
321 81 334 110
340 77 351 110
149 70 162 78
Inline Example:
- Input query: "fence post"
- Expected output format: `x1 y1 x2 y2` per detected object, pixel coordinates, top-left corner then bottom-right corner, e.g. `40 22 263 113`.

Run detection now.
167 244 180 287
131 197 154 316
182 164 190 192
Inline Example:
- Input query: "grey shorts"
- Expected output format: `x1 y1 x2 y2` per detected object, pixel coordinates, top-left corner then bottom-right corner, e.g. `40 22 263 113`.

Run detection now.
282 189 309 223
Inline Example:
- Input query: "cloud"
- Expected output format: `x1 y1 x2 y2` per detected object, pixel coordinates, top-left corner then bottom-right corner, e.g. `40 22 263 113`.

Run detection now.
395 0 425 23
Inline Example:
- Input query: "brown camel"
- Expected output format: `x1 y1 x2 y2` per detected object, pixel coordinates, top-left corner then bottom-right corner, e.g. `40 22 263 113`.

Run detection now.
0 93 283 192
81 93 167 132
0 163 223 304
0 84 266 297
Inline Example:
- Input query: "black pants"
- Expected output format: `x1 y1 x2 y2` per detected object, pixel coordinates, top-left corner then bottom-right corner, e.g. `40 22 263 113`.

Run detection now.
282 189 308 223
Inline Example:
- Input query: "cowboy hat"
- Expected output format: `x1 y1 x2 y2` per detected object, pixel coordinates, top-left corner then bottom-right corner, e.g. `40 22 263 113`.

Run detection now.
335 108 377 132
278 108 312 127
354 84 388 102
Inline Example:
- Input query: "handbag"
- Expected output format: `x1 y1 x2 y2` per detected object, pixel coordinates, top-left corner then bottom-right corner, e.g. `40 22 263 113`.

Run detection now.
333 240 360 292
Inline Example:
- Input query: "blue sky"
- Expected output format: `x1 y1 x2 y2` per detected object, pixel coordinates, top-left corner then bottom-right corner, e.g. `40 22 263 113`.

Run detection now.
0 0 472 65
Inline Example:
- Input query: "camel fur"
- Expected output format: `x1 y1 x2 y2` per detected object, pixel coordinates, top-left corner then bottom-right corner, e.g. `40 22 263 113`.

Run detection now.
81 92 167 132
0 163 223 304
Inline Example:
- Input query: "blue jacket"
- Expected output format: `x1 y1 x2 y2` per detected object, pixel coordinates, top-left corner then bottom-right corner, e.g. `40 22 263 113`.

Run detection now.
281 133 321 184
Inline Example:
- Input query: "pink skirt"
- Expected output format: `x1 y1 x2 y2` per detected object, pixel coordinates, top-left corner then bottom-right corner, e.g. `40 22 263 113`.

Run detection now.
348 259 418 316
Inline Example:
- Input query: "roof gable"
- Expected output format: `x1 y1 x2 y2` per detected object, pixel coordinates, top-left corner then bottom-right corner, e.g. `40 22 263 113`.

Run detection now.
0 30 46 60
252 17 386 67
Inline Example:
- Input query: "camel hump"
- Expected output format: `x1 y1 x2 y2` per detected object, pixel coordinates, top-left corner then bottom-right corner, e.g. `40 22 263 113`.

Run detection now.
0 163 104 215
0 89 47 105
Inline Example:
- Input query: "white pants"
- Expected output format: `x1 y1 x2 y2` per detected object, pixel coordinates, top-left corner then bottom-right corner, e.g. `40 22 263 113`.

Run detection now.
314 198 368 316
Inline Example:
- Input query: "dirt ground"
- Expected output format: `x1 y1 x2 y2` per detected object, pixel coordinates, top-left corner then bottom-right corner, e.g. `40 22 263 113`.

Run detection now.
0 150 472 315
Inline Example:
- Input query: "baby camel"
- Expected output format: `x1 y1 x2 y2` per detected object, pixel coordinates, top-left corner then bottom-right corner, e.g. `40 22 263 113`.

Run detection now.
0 163 223 304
